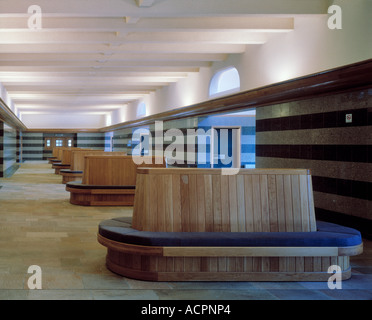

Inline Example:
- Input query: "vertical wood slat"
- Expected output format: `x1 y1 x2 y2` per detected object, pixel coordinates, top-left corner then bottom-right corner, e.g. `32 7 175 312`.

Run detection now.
299 174 310 232
260 175 270 232
212 175 222 232
268 175 278 232
252 175 262 232
283 175 293 232
236 175 246 232
133 168 316 233
180 174 190 232
307 174 317 232
157 175 166 232
196 175 206 232
204 175 213 232
291 175 302 232
220 175 230 232
275 175 286 232
188 175 198 232
244 175 254 232
172 174 182 232
149 174 158 232
228 175 238 232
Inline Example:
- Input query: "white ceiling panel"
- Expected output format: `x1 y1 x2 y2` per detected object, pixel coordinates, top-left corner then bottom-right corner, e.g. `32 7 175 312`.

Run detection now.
0 0 328 129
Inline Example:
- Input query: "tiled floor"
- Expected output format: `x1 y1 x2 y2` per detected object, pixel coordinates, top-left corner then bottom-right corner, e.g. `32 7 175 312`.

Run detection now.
0 162 371 300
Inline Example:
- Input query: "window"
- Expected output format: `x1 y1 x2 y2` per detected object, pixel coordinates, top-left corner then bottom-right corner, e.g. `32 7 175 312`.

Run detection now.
209 67 240 97
137 102 146 117
44 137 74 149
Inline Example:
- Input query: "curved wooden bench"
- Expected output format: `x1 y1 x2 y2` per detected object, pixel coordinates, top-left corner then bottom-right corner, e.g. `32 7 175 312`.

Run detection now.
98 217 362 281
98 168 363 281
66 155 165 206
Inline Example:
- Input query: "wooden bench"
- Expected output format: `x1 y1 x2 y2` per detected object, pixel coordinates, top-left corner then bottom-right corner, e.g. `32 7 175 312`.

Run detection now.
49 147 66 165
51 147 83 174
97 168 363 281
47 147 62 163
66 155 165 206
59 150 126 184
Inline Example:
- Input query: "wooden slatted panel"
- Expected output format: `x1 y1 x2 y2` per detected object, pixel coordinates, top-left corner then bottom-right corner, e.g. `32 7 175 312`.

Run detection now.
71 150 117 171
82 155 165 185
132 168 316 233
60 148 82 165
105 250 352 281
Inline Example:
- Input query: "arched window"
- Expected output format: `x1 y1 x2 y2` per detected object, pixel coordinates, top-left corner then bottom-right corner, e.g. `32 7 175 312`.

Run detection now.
209 67 240 97
137 101 146 117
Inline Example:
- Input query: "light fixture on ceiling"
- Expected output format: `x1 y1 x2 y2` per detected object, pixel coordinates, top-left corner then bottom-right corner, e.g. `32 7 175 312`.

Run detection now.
135 0 155 8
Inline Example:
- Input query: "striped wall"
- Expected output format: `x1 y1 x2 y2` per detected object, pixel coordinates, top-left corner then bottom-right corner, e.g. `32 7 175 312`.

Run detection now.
21 132 44 161
112 114 256 168
21 132 106 161
22 133 77 160
112 127 132 154
197 113 256 168
113 117 201 166
0 122 19 177
76 132 107 150
256 88 372 237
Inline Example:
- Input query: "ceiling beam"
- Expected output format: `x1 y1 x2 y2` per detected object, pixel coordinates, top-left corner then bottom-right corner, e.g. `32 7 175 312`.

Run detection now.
0 0 329 17
0 16 294 32
0 60 211 68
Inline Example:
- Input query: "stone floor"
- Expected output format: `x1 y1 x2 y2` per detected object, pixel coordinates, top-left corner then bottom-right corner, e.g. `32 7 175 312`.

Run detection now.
0 161 371 300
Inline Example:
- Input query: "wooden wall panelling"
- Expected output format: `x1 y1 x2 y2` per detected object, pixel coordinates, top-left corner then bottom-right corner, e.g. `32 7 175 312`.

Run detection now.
132 168 315 233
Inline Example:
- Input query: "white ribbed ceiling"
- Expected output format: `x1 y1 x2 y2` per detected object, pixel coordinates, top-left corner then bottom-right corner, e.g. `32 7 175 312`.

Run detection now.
0 0 328 129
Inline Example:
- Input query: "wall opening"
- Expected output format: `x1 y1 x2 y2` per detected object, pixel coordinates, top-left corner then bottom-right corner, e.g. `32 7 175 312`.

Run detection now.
209 67 241 98
137 102 147 118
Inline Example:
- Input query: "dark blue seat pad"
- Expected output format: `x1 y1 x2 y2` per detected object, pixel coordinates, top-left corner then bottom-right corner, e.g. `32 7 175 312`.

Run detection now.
60 169 83 174
98 218 362 248
67 181 135 190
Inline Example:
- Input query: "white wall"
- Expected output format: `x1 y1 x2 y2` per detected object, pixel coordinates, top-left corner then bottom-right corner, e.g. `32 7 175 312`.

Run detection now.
21 113 107 129
111 0 371 124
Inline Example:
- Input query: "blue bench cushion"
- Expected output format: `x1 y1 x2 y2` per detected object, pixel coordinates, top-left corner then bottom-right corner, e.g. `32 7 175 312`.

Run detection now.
60 169 83 174
67 181 136 190
98 218 362 248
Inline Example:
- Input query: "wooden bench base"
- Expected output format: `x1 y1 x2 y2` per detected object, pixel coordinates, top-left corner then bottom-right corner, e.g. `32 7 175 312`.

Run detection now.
98 235 354 282
60 170 83 184
53 165 70 175
105 253 352 282
66 183 135 206
47 157 57 164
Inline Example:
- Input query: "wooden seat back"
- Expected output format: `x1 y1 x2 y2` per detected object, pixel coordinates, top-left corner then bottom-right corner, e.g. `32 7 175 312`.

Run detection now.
70 150 128 171
52 147 62 158
82 155 166 186
56 147 68 161
60 148 83 165
132 168 316 233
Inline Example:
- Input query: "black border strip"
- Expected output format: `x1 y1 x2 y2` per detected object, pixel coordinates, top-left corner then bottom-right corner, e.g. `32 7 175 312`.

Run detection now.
256 108 372 132
256 144 372 163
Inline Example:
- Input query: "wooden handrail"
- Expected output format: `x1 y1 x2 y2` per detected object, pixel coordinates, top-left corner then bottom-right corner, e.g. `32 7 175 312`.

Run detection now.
101 59 372 132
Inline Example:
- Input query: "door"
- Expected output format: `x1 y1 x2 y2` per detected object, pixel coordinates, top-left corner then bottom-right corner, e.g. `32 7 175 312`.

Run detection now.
44 137 74 150
211 127 241 168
